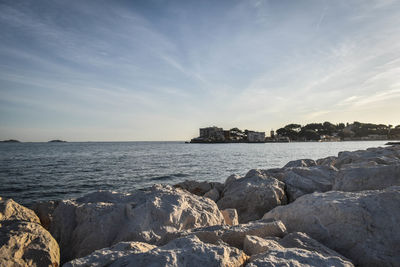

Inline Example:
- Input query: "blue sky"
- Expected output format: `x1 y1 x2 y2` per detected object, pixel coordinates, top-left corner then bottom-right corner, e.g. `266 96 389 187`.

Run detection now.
1 0 400 141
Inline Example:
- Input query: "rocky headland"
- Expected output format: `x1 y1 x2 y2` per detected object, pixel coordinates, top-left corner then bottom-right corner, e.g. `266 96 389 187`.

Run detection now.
1 145 400 266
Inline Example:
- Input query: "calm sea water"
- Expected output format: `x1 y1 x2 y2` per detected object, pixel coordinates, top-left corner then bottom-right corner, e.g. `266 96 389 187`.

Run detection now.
0 141 389 205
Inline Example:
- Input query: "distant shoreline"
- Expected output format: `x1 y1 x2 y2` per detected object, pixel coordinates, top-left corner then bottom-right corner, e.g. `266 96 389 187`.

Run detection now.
1 140 399 144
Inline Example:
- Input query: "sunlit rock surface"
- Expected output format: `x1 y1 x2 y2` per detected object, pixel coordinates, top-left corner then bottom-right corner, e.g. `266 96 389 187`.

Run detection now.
245 232 353 267
34 184 225 263
66 235 248 267
263 186 400 266
217 172 287 223
0 197 60 267
63 241 156 267
160 219 287 249
333 164 400 191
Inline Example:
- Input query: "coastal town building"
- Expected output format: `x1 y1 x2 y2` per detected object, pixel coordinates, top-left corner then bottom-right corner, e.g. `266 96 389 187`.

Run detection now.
247 131 266 142
191 122 397 143
199 126 224 139
320 135 341 142
361 134 388 140
275 136 290 142
190 126 226 142
191 126 266 143
199 126 225 141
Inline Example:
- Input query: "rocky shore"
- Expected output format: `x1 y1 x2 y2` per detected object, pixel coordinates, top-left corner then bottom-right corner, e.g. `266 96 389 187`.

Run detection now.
1 145 400 266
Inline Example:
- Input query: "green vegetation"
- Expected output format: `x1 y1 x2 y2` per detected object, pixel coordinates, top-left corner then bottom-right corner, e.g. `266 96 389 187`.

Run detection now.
276 122 400 141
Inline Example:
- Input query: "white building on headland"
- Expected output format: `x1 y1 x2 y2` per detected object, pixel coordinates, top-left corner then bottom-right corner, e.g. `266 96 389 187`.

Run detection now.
199 126 225 141
247 131 265 142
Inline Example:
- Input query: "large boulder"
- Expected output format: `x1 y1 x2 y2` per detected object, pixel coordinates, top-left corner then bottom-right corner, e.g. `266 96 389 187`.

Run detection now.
203 188 220 202
63 241 156 267
279 232 352 261
34 184 225 263
316 156 337 166
160 219 287 249
224 174 241 187
279 165 338 201
217 172 286 223
66 220 285 267
174 180 224 196
109 235 248 267
243 235 282 255
243 166 338 202
245 232 354 266
247 247 353 267
334 146 400 169
283 159 317 168
0 197 40 222
333 164 400 192
262 186 400 266
220 209 239 226
0 197 60 267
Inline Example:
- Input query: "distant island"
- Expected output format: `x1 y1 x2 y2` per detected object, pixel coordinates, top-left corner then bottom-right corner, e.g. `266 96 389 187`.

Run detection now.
190 122 400 143
48 140 67 143
1 139 20 143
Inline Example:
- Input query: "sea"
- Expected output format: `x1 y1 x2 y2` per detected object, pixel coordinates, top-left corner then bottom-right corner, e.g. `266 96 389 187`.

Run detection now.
0 140 390 206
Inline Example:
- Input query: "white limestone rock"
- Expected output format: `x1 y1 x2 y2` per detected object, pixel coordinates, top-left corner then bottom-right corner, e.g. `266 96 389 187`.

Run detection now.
203 188 220 202
316 156 337 166
245 232 353 266
160 219 287 249
174 180 224 196
283 159 317 168
278 232 352 260
247 247 353 267
334 146 400 169
242 166 338 202
63 241 156 267
221 208 239 226
0 198 60 267
224 174 241 187
218 220 287 249
0 198 40 223
333 164 400 191
280 165 338 201
174 180 212 195
259 168 286 180
35 184 225 263
217 172 287 223
262 186 400 266
244 235 283 255
110 235 249 267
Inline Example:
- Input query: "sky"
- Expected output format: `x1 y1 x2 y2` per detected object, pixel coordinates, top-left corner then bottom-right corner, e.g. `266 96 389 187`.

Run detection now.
0 0 400 141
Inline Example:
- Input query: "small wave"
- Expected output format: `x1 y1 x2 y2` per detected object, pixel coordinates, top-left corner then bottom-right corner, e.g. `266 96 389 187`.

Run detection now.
150 173 188 181
173 173 188 178
150 175 172 181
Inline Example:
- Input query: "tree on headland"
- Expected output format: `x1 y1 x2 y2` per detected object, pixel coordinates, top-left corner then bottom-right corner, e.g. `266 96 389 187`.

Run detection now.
284 124 302 132
275 121 396 141
299 129 320 141
277 127 299 141
337 123 345 130
322 121 336 135
303 123 324 133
